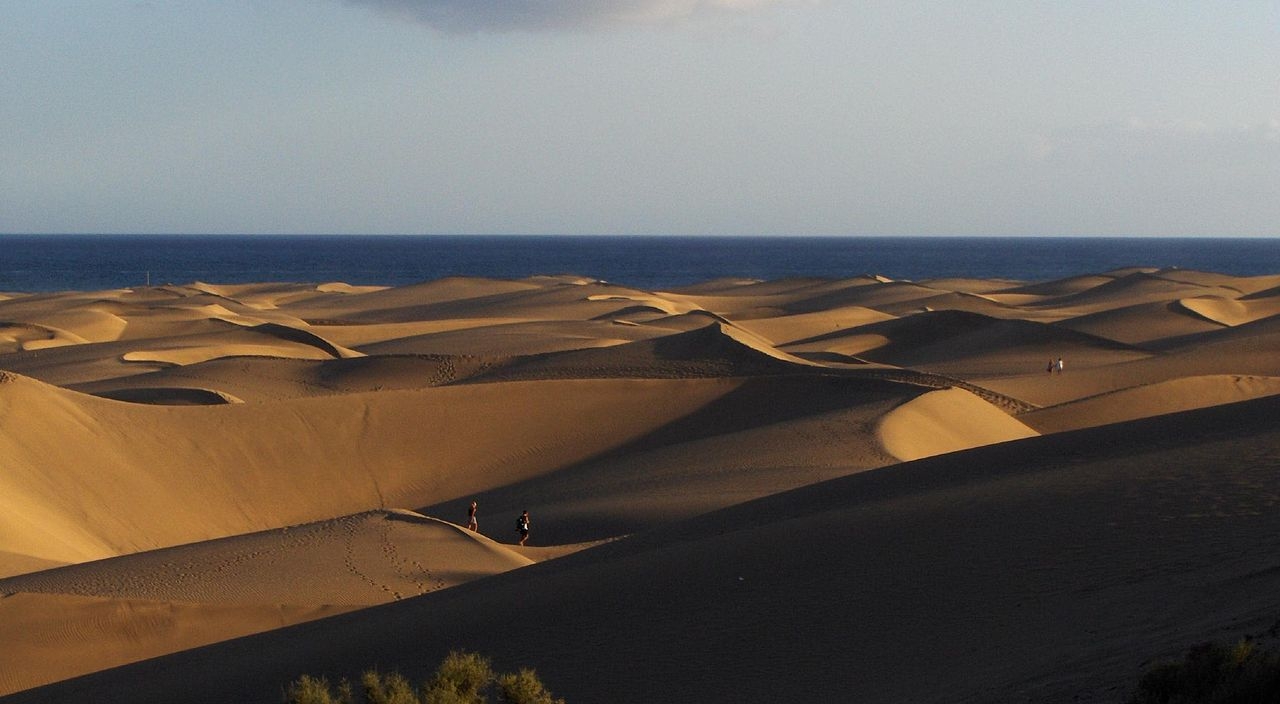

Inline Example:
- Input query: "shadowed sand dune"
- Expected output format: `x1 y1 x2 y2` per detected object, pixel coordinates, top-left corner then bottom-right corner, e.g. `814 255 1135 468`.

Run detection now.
0 511 545 693
0 510 533 606
10 395 1280 704
1020 374 1280 433
2 270 1279 702
0 593 342 697
816 309 1150 378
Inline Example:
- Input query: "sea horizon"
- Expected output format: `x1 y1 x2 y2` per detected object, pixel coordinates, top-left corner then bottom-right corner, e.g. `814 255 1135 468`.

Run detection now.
1 234 1277 293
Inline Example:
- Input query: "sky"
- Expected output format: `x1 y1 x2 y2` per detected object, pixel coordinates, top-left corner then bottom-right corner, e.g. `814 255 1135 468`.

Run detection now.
1 1 1277 237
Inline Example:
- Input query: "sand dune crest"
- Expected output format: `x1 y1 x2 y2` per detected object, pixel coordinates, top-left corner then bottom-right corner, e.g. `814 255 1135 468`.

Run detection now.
877 386 1039 461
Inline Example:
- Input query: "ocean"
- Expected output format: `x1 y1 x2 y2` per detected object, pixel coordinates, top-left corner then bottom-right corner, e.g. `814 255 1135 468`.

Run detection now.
0 235 1276 293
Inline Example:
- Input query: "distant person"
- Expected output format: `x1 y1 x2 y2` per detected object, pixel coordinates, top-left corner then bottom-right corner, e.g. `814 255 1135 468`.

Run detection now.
467 500 478 532
517 510 530 546
1046 360 1054 374
1056 357 1064 374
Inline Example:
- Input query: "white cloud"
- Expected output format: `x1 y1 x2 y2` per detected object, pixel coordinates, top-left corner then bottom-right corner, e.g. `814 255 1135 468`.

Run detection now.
345 0 796 32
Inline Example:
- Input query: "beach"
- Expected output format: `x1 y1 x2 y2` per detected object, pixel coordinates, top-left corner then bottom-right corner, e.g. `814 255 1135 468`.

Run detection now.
2 266 1280 702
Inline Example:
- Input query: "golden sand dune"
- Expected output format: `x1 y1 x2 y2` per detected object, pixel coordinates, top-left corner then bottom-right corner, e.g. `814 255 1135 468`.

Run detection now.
78 354 501 402
877 387 1039 461
585 292 701 316
659 277 886 318
1162 307 1280 348
351 319 662 357
780 279 946 314
1021 374 1280 433
0 371 747 569
474 321 815 382
308 318 530 348
1151 268 1280 296
0 321 87 353
732 305 895 346
18 395 1280 704
0 592 342 696
982 317 1280 408
0 551 67 580
1024 270 1246 314
120 322 364 367
869 289 1023 319
1057 299 1227 346
0 510 531 606
0 509 551 693
1177 294 1280 327
991 272 1125 299
3 269 1280 701
280 277 542 324
17 307 127 345
415 375 918 544
297 279 654 326
826 309 1149 376
917 276 1025 294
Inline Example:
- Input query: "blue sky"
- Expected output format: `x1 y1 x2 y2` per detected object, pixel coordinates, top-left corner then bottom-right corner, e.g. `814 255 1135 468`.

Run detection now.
2 1 1277 236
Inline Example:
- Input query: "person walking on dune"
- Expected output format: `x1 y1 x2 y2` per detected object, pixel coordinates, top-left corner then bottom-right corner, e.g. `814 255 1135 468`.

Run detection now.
467 500 479 532
1056 357 1064 374
517 510 530 546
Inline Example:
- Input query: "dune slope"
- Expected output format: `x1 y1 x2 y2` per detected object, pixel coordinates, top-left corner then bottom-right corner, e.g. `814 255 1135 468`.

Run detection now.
12 395 1280 704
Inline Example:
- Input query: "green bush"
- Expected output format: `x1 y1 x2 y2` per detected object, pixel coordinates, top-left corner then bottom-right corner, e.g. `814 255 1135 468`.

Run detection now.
1129 640 1280 703
286 674 347 704
363 670 418 704
497 668 565 704
423 651 495 704
285 651 563 704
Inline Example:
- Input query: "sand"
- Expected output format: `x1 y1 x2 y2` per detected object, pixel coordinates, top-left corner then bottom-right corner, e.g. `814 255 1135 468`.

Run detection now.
1 268 1278 702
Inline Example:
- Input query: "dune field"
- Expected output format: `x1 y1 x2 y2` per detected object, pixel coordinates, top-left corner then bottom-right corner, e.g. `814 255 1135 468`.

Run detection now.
2 267 1280 702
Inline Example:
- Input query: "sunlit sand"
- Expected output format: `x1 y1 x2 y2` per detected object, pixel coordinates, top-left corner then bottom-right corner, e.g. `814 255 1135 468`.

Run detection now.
2 268 1279 702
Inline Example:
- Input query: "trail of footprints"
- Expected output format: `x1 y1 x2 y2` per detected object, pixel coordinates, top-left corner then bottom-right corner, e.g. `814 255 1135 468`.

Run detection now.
342 512 446 602
375 517 446 598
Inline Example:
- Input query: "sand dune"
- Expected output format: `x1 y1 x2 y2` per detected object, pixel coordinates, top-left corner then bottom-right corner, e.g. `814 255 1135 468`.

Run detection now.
472 321 818 382
1024 270 1245 314
0 371 747 568
821 309 1149 377
1176 294 1280 327
3 268 1279 702
351 319 660 357
1056 300 1226 346
15 395 1280 704
732 305 896 346
877 387 1039 461
0 592 343 696
0 510 532 606
1020 374 1280 433
0 510 552 693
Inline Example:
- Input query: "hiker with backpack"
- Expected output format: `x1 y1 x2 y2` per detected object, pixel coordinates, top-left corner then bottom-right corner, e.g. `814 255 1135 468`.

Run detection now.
517 510 530 546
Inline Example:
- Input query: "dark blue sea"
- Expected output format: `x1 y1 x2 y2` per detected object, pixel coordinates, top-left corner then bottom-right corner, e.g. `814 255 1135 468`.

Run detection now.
0 235 1276 293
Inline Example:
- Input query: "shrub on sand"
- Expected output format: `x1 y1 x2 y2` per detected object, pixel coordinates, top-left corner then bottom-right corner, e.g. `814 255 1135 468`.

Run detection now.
286 674 349 704
285 651 563 704
496 668 566 704
363 670 418 704
423 651 495 704
1129 640 1280 703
